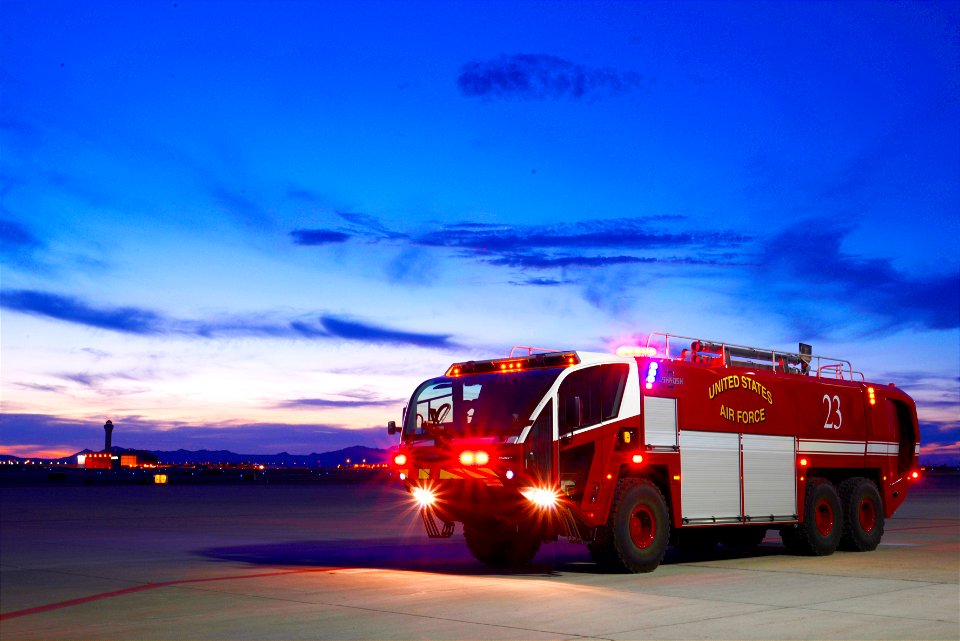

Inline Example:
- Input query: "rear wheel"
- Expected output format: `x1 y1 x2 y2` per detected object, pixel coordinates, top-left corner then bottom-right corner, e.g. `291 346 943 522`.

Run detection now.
608 480 670 573
463 520 541 568
780 477 841 556
838 477 884 551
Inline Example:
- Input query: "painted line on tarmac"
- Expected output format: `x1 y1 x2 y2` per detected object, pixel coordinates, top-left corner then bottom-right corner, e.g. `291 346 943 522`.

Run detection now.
0 568 330 621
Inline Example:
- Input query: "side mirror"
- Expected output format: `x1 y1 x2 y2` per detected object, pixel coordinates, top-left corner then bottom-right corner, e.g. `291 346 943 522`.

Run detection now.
387 420 398 435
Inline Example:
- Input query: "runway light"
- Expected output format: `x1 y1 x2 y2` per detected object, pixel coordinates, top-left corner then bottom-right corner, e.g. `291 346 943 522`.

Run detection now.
393 453 408 466
412 486 436 507
520 487 559 509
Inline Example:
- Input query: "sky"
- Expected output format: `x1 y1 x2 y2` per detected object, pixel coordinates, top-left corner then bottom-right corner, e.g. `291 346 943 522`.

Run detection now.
1 0 958 462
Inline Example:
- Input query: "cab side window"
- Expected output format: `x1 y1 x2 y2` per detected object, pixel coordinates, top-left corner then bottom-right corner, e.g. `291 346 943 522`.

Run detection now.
558 364 629 434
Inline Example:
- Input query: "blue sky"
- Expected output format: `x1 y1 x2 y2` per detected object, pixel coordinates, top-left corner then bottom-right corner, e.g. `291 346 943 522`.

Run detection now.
1 0 958 461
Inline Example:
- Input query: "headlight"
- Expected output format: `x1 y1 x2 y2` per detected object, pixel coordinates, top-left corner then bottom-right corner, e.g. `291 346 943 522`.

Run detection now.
520 487 559 509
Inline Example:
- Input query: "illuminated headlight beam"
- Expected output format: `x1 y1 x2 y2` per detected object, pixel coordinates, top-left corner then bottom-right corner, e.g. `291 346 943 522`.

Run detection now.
520 487 560 509
411 486 436 507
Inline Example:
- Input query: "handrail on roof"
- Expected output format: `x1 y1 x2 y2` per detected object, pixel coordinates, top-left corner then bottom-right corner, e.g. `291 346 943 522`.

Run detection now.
509 345 563 357
643 331 858 379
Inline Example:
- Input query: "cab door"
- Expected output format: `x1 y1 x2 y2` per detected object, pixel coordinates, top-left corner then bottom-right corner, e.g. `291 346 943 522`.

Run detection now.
556 363 630 509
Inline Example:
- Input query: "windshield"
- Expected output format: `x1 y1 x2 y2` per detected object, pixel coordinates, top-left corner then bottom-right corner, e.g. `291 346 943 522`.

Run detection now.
402 368 563 441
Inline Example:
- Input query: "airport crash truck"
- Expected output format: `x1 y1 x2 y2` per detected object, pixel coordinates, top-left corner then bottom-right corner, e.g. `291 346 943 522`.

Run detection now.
387 332 920 572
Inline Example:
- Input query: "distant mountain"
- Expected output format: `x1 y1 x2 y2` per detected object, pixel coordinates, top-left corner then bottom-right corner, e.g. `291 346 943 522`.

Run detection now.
120 445 386 466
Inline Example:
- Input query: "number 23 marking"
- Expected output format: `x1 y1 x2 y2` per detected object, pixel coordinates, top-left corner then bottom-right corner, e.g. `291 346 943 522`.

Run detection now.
822 394 842 430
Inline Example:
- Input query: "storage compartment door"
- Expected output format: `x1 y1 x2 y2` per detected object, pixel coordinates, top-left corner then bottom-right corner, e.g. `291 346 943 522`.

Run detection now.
644 396 677 449
680 430 741 524
742 434 797 522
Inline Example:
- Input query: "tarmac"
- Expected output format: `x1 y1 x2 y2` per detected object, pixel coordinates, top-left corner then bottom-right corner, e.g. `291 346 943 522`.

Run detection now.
1 474 957 640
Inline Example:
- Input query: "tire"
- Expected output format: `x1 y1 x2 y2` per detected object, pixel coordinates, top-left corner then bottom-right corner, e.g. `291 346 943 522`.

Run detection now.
587 526 623 571
780 477 842 556
719 526 767 549
838 477 884 551
608 480 671 573
463 520 541 568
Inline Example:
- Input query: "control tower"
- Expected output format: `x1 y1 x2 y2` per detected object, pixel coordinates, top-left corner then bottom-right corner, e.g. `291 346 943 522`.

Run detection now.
104 420 114 452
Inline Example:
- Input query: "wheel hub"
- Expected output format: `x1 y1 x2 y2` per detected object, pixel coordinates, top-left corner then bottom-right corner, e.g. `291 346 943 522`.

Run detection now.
629 505 656 549
814 498 834 536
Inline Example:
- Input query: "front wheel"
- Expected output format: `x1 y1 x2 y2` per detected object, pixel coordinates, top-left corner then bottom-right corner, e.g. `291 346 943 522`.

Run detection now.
780 477 841 556
463 520 541 568
838 477 884 551
609 480 670 573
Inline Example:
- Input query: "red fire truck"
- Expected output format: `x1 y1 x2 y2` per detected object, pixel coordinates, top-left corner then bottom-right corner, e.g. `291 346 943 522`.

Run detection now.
387 332 920 572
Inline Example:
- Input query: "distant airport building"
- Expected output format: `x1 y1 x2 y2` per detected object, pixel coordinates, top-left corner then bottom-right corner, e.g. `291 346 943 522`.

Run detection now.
76 419 159 469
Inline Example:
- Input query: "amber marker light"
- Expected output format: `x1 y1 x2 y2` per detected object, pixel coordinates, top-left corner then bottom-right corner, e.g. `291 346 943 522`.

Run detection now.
867 386 876 405
800 458 808 467
393 453 407 466
632 454 644 464
672 475 681 481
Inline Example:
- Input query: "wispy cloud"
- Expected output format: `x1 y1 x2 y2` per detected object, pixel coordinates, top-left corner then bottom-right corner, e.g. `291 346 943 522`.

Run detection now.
289 214 749 273
458 54 642 100
757 220 959 332
0 289 165 334
276 395 403 410
291 229 352 245
320 315 457 349
0 289 458 349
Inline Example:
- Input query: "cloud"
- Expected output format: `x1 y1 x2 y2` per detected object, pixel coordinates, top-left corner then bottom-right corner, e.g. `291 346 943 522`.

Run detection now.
290 229 352 245
0 217 41 249
458 54 642 100
757 220 959 332
489 253 736 269
0 289 165 334
276 396 404 410
415 217 739 253
210 184 274 229
510 277 568 287
320 315 458 349
0 289 458 349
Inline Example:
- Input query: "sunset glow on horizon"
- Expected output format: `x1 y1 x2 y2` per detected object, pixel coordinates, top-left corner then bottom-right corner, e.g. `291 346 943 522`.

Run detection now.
2 1 958 461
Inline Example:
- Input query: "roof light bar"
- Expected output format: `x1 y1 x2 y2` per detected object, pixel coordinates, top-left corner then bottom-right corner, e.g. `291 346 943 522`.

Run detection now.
446 352 579 377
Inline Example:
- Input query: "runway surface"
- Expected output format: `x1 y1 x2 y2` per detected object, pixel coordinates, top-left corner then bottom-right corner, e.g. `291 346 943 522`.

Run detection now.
1 475 957 640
